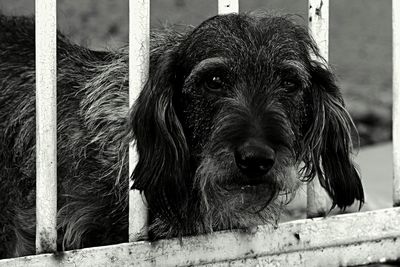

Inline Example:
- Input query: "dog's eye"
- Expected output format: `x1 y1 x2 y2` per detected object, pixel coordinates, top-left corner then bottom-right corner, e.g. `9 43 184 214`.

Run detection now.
282 79 300 92
204 75 225 93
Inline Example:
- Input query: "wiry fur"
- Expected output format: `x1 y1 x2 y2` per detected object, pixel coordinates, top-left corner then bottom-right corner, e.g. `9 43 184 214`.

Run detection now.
0 12 363 258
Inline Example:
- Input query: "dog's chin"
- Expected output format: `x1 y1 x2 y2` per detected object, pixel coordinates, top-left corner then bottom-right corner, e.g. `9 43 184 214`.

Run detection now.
219 183 277 216
199 181 281 233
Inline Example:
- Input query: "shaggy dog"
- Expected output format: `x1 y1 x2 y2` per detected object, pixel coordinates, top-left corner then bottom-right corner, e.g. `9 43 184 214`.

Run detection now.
0 12 364 258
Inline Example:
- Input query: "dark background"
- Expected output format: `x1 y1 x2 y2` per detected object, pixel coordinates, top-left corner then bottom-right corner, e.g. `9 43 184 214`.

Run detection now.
0 0 392 145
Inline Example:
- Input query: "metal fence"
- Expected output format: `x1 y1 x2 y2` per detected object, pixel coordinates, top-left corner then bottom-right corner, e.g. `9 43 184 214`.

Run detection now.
1 0 400 266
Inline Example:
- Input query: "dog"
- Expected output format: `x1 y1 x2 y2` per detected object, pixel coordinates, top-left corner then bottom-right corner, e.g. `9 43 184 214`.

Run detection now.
0 12 364 258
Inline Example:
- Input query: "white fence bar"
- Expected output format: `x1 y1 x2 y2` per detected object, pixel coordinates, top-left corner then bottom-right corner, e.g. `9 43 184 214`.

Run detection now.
218 0 239 14
393 0 400 207
308 0 329 59
128 0 150 242
307 0 330 218
35 0 58 254
2 207 400 266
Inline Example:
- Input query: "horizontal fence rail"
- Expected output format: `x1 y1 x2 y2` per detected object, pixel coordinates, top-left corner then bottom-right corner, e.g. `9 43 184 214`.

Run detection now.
2 208 400 266
35 0 58 254
0 0 398 266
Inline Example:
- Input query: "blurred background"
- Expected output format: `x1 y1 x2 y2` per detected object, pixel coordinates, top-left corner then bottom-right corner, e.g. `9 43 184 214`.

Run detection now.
0 0 393 210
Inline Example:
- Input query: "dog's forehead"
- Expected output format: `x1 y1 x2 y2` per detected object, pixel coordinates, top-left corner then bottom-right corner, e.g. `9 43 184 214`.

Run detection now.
180 14 311 67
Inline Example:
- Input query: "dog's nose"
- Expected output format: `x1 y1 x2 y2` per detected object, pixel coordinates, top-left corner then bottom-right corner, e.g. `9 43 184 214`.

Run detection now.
234 141 275 177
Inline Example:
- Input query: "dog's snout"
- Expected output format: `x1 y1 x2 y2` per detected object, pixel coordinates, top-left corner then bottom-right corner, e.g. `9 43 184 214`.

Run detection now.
234 141 275 178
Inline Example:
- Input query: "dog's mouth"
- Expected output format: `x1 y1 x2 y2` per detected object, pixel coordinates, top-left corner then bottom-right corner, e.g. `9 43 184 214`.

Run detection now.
222 177 278 197
224 175 274 191
224 184 265 195
217 174 281 206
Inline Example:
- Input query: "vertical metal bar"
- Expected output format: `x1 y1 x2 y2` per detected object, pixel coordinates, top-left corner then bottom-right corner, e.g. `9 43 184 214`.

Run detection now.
393 0 400 207
307 0 330 218
218 0 239 14
308 0 329 60
128 0 150 242
35 0 58 254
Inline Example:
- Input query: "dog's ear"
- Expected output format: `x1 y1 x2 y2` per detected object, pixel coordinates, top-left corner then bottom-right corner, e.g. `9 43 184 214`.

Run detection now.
129 37 190 226
301 61 364 210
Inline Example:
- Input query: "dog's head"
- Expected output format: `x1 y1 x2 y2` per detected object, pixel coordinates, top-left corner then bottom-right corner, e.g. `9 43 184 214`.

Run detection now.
130 13 364 236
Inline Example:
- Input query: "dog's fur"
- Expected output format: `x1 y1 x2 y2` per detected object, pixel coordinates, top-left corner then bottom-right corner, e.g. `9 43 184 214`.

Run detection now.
0 12 364 258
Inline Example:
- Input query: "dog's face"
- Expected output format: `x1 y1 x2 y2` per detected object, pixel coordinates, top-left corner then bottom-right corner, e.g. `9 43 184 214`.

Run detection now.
130 13 364 237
